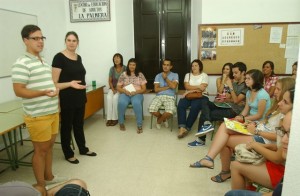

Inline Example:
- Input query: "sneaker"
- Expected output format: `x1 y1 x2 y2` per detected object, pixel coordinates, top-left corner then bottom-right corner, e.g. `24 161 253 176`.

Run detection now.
195 124 214 137
156 123 161 129
188 140 205 147
163 120 169 128
45 175 69 185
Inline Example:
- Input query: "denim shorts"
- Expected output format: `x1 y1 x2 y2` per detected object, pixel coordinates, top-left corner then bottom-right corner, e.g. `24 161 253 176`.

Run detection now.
55 184 90 196
253 135 265 144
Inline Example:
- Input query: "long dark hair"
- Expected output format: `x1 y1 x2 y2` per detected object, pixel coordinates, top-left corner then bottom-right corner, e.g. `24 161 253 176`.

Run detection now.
262 60 275 76
221 62 234 80
113 53 124 67
246 69 264 91
126 58 139 77
65 31 79 42
288 88 295 104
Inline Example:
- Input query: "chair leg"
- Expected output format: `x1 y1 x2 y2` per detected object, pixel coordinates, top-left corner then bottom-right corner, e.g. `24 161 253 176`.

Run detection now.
150 115 153 129
170 115 173 132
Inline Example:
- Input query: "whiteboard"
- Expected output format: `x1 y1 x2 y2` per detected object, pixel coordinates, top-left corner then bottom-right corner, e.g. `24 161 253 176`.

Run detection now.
0 9 37 77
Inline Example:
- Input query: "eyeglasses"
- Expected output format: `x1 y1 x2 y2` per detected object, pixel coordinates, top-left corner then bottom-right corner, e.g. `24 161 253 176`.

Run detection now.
276 126 290 138
27 36 46 41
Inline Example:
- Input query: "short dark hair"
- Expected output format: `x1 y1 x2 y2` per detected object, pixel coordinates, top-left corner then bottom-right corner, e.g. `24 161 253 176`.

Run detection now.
246 69 264 91
21 25 41 39
262 60 275 75
65 31 79 42
113 53 124 67
163 58 173 66
222 62 234 79
232 62 247 74
126 58 139 77
190 59 203 73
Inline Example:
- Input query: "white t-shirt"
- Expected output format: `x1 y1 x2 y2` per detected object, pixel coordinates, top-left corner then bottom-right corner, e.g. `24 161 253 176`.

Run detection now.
184 72 209 93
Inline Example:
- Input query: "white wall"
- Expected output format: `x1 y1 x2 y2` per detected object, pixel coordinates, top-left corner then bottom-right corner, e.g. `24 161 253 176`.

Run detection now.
0 1 300 193
0 0 67 102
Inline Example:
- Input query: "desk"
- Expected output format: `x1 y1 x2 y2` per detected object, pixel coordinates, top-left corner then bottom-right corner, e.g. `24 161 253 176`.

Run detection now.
0 113 24 170
84 85 105 119
0 99 22 113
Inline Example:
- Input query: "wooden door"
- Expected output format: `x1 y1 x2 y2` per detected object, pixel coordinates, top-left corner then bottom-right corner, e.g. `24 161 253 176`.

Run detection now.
134 0 191 89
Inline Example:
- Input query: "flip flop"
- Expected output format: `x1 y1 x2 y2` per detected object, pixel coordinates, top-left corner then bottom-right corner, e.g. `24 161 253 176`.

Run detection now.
190 155 214 169
211 170 231 183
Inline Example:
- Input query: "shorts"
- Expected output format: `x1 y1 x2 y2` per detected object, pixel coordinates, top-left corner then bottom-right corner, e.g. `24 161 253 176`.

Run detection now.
148 95 176 114
24 113 59 142
55 184 90 196
253 135 265 144
266 160 285 189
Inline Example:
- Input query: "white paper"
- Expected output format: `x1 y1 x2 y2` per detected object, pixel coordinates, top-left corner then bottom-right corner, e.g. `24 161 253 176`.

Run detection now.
218 28 244 46
124 84 136 92
285 37 300 58
287 24 300 37
269 27 282 43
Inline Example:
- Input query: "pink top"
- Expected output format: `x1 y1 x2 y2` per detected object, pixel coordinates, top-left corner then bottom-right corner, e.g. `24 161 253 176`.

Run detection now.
264 75 279 97
117 72 147 90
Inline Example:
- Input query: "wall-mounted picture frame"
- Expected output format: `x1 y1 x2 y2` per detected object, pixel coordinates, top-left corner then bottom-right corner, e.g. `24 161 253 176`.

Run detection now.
69 0 110 22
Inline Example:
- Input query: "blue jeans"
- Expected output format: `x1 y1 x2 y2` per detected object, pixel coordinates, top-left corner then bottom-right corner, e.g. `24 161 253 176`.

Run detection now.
177 96 208 131
225 190 262 196
118 93 144 127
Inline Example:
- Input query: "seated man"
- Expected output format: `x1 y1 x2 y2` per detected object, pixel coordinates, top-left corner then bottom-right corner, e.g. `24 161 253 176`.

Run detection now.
188 62 248 147
149 58 178 129
0 179 89 196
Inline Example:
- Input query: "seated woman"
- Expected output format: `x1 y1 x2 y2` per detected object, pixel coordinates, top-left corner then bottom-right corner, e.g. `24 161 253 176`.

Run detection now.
188 62 239 147
189 69 286 182
106 53 127 126
216 62 234 100
117 58 147 133
262 61 278 98
225 110 293 196
177 59 209 139
229 89 294 190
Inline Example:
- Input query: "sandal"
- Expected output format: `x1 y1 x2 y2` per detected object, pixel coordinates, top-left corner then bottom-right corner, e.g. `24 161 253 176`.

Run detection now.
111 120 118 126
190 155 214 169
211 170 231 183
120 124 126 131
106 120 112 126
137 126 143 134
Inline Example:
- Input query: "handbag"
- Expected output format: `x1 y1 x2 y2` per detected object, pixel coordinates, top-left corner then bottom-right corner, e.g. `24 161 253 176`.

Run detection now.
235 143 265 165
185 91 202 100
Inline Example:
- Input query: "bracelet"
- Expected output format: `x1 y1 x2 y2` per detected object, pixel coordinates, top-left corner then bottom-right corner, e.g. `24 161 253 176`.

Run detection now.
239 114 245 122
254 128 260 135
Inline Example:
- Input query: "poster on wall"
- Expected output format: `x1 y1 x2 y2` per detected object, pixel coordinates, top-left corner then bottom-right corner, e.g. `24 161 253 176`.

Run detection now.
69 0 110 22
200 50 217 60
218 28 244 46
201 27 217 49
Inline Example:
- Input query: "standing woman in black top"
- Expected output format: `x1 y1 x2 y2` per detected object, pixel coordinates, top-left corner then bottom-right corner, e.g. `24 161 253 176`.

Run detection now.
52 31 96 164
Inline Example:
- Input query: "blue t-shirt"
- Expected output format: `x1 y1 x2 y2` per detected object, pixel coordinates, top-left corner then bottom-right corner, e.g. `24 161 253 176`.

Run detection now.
246 88 271 120
154 72 179 96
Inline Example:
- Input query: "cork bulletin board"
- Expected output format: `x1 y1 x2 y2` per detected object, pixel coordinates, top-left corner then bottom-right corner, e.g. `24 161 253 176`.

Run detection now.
198 23 300 75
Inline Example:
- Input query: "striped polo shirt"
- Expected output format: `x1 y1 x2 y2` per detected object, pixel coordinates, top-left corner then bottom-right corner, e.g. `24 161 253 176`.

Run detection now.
11 52 58 117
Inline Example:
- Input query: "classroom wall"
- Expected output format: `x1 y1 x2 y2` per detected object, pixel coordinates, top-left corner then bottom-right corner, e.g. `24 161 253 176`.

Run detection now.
0 0 300 194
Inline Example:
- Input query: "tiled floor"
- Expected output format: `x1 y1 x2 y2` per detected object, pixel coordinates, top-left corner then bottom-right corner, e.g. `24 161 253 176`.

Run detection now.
0 115 231 195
